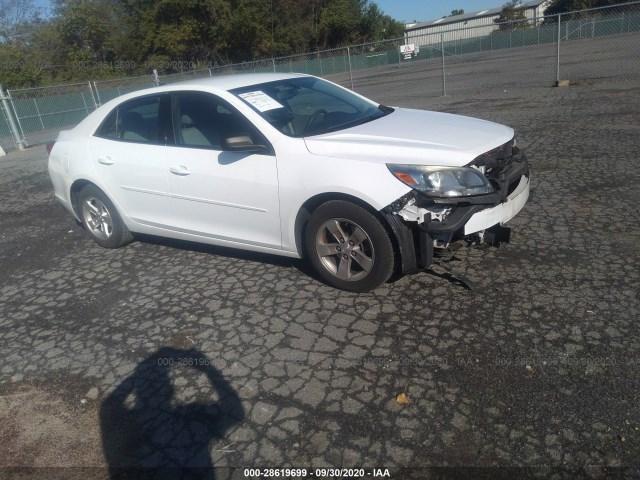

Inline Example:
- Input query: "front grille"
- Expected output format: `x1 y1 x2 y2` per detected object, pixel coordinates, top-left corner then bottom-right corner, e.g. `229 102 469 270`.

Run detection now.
468 137 528 200
468 138 517 179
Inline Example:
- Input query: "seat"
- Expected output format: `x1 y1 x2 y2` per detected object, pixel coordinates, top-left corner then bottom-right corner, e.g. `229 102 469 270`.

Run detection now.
120 111 148 141
180 114 211 147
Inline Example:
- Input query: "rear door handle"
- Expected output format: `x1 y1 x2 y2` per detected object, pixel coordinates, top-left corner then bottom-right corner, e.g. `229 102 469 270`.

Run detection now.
170 165 191 176
97 156 114 165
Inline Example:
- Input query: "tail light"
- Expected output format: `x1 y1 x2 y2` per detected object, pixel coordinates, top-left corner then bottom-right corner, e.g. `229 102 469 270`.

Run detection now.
45 141 56 155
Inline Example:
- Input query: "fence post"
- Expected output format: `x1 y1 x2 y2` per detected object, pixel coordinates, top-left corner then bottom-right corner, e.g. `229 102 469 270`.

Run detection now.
88 81 99 108
556 13 562 83
347 46 354 90
92 81 102 106
152 69 160 86
272 58 276 73
79 88 91 115
0 85 26 150
441 33 446 96
33 98 45 130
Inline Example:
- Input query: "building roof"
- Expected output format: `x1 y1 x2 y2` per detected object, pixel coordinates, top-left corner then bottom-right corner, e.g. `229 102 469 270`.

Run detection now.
405 0 549 31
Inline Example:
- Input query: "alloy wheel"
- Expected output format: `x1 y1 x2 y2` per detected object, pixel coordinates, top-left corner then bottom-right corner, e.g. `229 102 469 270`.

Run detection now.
82 196 113 240
315 218 375 281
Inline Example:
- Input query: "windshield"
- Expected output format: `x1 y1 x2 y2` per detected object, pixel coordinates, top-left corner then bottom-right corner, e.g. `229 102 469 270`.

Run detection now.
231 77 393 137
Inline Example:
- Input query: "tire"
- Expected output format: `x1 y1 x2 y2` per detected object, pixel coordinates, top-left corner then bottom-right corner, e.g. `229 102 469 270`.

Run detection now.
304 200 395 292
77 185 134 249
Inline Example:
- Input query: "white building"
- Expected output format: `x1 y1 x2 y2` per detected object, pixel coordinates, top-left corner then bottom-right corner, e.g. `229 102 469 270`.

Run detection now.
405 1 553 46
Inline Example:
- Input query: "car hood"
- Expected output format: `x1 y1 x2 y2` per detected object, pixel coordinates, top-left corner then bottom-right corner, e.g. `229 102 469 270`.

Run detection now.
303 108 514 167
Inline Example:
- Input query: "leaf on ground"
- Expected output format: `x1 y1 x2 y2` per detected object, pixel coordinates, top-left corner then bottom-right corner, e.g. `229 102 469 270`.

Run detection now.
396 392 409 405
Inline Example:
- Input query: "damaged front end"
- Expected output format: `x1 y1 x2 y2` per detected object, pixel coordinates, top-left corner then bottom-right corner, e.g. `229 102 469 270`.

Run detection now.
382 138 530 274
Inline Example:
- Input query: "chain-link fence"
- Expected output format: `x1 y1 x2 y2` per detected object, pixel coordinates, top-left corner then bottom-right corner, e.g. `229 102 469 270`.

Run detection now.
0 87 19 152
1 1 638 151
352 1 640 103
5 82 97 148
157 68 213 85
93 74 156 105
557 3 640 82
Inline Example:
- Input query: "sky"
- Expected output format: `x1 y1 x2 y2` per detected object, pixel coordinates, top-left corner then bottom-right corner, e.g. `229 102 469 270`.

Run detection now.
375 0 507 23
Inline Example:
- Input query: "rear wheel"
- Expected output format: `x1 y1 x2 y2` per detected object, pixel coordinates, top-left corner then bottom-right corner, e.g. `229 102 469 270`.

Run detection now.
77 185 133 248
304 200 394 292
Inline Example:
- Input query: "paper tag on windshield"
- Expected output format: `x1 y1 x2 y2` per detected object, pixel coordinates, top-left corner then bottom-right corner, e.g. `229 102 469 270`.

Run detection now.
239 91 283 112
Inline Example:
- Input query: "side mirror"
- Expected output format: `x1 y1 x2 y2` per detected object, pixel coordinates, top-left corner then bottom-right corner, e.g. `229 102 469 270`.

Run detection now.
221 135 268 153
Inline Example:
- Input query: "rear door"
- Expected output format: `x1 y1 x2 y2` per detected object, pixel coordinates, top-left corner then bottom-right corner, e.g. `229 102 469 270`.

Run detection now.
89 94 173 227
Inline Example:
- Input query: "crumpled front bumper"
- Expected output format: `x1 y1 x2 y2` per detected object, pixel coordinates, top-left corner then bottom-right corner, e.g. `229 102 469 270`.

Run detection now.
463 173 529 235
382 148 531 274
423 149 530 236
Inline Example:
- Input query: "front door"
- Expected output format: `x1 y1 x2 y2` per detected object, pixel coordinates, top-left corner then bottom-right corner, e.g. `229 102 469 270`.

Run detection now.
164 92 281 249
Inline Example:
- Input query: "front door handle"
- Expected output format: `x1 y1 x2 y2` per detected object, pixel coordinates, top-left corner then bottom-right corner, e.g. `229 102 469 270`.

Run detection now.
170 165 191 176
97 156 114 165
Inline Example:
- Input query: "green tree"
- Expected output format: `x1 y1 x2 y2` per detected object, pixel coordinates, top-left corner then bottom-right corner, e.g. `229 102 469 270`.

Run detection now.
113 0 232 70
0 0 408 87
54 0 115 72
494 0 529 30
546 0 637 16
317 0 360 48
316 0 403 48
271 0 316 55
226 0 273 61
0 0 48 87
359 2 404 42
450 9 465 16
0 0 40 44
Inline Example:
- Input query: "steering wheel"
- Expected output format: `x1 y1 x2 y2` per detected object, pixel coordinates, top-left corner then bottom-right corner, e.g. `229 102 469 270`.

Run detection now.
305 109 328 132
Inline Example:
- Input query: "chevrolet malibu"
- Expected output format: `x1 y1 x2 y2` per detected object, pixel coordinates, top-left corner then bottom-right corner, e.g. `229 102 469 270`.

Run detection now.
48 73 530 292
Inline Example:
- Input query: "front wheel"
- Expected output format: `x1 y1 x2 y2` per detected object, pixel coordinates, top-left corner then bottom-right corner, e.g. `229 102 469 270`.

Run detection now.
77 185 133 248
304 200 395 292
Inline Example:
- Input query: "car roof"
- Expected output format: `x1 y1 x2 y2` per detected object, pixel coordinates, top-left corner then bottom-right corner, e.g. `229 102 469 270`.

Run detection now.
163 72 309 91
62 72 312 138
103 72 312 113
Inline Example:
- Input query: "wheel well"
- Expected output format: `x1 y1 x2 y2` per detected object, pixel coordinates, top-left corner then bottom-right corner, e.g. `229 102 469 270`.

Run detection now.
294 193 400 264
69 180 97 217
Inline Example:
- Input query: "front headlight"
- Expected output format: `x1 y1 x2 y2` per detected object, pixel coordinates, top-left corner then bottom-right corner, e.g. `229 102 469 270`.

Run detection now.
387 164 494 197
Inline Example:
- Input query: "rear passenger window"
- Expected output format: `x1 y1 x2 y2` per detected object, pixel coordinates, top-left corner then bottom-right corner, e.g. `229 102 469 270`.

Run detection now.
95 96 163 144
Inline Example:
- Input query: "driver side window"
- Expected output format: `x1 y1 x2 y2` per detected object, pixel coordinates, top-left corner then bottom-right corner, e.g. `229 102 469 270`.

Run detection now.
171 92 261 150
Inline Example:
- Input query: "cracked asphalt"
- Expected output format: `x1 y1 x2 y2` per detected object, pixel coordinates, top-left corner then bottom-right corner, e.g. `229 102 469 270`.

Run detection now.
1 79 639 479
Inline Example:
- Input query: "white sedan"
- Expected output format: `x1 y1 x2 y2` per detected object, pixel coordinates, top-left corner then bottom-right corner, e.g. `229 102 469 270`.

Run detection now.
48 73 530 292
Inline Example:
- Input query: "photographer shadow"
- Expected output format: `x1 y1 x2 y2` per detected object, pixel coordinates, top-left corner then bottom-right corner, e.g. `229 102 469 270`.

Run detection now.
100 347 244 479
